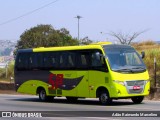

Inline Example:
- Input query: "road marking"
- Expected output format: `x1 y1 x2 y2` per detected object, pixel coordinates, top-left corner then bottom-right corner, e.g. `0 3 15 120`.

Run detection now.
97 105 160 111
83 117 121 120
1 94 160 111
47 117 70 120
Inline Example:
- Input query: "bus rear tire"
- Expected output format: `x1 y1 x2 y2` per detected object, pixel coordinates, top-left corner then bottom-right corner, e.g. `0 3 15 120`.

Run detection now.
39 89 54 101
99 91 112 105
131 96 144 104
39 89 47 101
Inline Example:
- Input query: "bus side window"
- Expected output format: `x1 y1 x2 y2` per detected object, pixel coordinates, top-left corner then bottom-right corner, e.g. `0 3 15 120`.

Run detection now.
28 53 44 70
16 53 24 70
28 53 37 70
48 52 58 69
76 51 90 69
36 53 43 69
91 51 102 67
91 50 108 72
16 53 29 70
67 52 76 69
43 52 51 70
59 53 67 69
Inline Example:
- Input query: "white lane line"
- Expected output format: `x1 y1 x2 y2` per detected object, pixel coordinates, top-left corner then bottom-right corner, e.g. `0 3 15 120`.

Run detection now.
82 117 121 120
96 105 160 111
1 94 160 111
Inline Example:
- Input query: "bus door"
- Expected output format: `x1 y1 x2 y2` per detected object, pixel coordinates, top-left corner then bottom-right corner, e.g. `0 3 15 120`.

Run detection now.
89 50 109 98
76 51 90 97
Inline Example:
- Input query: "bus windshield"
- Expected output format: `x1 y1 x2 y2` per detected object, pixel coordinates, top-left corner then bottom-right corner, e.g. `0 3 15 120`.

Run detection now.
104 45 146 73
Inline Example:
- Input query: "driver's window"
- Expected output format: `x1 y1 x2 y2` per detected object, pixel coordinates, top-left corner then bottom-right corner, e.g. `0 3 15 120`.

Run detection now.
91 51 102 67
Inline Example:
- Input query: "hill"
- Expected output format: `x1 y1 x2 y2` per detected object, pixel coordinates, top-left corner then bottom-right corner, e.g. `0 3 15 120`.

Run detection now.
0 40 16 56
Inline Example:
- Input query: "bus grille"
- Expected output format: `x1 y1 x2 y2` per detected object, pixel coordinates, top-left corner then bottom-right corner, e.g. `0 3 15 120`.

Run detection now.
125 80 145 94
126 80 145 86
129 88 143 93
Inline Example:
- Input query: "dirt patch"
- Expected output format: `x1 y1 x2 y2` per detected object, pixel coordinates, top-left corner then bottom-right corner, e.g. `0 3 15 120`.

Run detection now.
0 90 18 94
0 83 15 90
0 82 18 94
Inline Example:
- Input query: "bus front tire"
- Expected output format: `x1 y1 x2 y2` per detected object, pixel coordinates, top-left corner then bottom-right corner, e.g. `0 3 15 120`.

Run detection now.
99 91 112 105
131 96 144 104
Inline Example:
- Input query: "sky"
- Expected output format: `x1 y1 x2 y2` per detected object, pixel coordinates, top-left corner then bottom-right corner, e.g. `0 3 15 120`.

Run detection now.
0 0 159 42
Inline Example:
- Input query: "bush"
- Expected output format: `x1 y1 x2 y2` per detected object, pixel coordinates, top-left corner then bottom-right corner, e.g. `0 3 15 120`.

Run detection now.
0 61 14 81
7 61 14 79
0 68 5 79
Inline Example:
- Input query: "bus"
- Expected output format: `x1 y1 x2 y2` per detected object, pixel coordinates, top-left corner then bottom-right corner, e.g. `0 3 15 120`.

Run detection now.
14 42 150 105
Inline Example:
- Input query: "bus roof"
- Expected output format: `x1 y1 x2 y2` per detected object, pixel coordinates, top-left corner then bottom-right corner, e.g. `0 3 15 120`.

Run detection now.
90 41 112 45
17 42 113 53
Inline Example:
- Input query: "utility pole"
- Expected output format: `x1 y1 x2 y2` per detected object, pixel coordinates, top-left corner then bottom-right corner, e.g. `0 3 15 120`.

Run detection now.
5 61 8 79
75 15 82 40
154 57 157 88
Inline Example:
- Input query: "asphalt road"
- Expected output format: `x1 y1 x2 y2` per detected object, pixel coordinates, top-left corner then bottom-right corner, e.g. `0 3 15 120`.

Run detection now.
0 94 160 120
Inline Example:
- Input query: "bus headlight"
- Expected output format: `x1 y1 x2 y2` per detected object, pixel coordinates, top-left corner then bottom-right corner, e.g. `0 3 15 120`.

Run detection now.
145 80 150 84
114 80 125 86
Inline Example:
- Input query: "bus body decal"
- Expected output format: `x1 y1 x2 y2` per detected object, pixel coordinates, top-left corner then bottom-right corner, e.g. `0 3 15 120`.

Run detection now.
49 73 84 90
49 73 63 90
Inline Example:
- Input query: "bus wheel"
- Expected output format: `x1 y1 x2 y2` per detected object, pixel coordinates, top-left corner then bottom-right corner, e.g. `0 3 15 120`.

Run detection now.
99 91 112 105
131 96 144 104
66 97 78 103
39 89 47 101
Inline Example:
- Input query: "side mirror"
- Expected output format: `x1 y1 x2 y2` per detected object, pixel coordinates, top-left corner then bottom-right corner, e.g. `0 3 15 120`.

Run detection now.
141 51 145 59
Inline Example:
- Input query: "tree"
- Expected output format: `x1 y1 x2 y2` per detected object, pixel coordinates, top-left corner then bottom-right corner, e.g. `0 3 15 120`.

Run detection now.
57 28 79 46
16 24 79 49
80 36 93 45
106 30 148 45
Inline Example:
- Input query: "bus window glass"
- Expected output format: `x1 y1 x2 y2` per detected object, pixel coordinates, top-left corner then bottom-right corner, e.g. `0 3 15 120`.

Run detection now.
16 53 29 70
91 51 102 67
104 45 146 72
76 51 90 69
68 52 76 68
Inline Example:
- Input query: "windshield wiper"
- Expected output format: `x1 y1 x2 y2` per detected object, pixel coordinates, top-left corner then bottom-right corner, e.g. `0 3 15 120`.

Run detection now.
132 66 145 69
114 68 133 73
131 67 146 71
113 66 146 73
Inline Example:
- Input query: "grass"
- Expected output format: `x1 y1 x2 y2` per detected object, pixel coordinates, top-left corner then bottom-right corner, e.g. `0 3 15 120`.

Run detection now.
132 40 160 88
0 78 14 83
0 61 14 83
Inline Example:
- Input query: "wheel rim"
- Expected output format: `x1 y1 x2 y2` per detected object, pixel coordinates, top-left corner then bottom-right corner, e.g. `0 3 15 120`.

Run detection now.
40 90 46 101
101 93 108 104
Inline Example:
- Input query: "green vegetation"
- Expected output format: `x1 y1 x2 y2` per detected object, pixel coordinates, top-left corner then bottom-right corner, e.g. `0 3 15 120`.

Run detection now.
132 40 160 88
16 24 79 49
0 61 14 83
0 68 5 79
1 24 93 82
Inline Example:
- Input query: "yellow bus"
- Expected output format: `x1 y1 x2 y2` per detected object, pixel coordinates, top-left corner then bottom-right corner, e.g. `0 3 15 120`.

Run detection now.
14 42 150 105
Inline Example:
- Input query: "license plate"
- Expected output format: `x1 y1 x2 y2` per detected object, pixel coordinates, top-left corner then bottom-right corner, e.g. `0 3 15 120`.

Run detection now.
133 86 140 90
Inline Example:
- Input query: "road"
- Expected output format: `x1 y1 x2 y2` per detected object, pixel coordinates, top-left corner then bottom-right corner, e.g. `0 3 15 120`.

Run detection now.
0 94 160 120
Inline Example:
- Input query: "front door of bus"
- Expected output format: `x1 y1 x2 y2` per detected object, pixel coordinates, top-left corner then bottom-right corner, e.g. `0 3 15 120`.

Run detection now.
76 51 90 97
77 71 89 97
